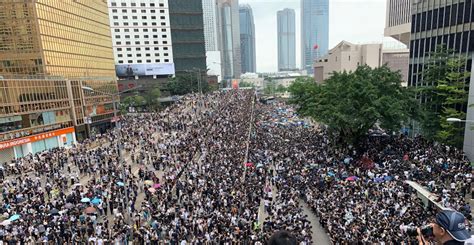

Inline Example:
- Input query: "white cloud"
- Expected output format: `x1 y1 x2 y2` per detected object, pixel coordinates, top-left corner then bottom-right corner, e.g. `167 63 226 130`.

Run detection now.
239 0 387 72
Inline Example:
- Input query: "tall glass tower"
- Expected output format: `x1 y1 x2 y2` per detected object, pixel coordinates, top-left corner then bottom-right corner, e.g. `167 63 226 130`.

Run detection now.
301 0 329 74
277 8 296 71
239 4 256 73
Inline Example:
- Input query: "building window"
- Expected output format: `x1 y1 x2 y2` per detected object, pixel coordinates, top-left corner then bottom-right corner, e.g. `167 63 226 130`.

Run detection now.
162 35 167 38
113 22 119 26
153 35 158 38
142 16 147 19
155 59 160 62
146 53 151 57
111 2 116 6
161 22 166 26
125 35 130 38
128 60 133 63
163 41 167 44
126 48 131 51
155 53 160 56
134 35 139 38
135 41 140 44
133 22 138 26
123 16 128 20
140 3 146 6
164 53 169 56
114 29 120 32
161 29 166 32
154 41 159 44
131 3 136 6
118 60 123 64
127 54 132 57
141 10 146 13
118 54 123 57
152 22 157 26
136 47 141 51
164 59 169 62
150 3 155 7
116 41 121 45
137 60 142 63
159 3 164 7
145 47 150 51
112 9 117 13
134 29 139 32
143 22 148 26
132 16 137 19
163 47 168 50
151 10 156 13
146 59 151 63
126 41 131 45
144 29 149 32
117 48 122 51
124 29 130 32
154 47 159 50
160 10 165 13
160 16 165 20
123 22 129 26
115 35 120 38
151 16 157 20
137 54 142 58
145 41 150 44
122 9 127 13
121 2 126 6
132 9 137 13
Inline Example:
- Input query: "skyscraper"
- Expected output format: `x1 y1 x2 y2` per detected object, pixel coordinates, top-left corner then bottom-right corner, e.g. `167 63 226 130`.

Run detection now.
108 0 175 78
384 0 411 46
277 9 296 71
409 0 473 87
217 0 241 79
301 0 329 74
203 0 220 52
239 4 256 74
169 0 207 74
0 0 118 160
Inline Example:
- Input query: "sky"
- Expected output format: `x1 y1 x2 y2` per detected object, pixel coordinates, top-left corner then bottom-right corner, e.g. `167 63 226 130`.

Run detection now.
238 0 390 73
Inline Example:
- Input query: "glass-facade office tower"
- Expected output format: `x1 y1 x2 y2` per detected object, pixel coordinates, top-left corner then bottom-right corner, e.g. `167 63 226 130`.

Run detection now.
169 0 207 74
278 8 296 71
218 0 241 79
203 0 220 52
239 4 256 73
301 0 329 74
0 0 118 161
409 0 473 87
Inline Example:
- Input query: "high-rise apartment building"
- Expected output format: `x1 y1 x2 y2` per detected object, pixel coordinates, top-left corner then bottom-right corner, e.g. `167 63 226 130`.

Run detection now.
239 4 256 74
385 0 411 45
108 0 175 79
409 0 474 87
169 0 207 74
301 0 329 74
278 9 296 72
218 0 241 79
203 0 220 52
0 0 118 162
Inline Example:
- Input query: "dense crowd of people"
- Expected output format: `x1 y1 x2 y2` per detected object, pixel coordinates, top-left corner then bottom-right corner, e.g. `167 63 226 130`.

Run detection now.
0 90 471 244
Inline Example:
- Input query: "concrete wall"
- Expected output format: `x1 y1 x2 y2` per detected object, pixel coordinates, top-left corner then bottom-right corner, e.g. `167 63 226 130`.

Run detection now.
464 54 474 161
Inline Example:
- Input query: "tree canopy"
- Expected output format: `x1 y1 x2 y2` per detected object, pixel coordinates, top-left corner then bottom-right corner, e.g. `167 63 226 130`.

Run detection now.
289 65 417 146
417 46 470 147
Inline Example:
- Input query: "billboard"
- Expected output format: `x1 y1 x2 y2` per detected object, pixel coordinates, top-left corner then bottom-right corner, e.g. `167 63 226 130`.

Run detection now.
115 63 175 77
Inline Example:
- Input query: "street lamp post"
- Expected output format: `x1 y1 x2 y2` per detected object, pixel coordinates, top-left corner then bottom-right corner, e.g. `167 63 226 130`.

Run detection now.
447 118 474 123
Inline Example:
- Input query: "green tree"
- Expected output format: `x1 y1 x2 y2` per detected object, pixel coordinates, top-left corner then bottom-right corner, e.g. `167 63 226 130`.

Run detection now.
289 65 416 146
418 46 470 146
121 95 146 113
239 80 256 88
264 78 276 95
145 86 161 111
167 73 210 95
